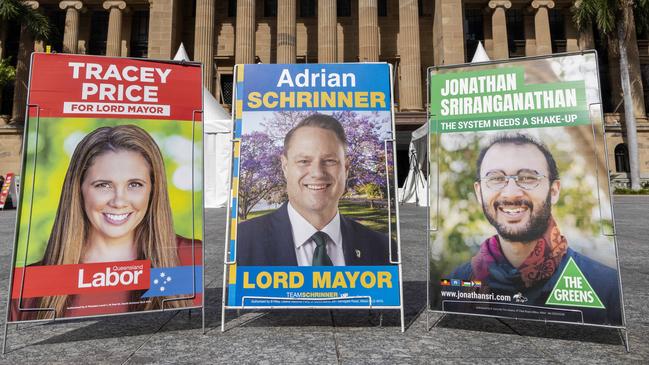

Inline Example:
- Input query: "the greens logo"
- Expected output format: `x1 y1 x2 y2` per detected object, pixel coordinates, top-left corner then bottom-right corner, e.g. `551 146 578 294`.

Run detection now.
545 257 605 309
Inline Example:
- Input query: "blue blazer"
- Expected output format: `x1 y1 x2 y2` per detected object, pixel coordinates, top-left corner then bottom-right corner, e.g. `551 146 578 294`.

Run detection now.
237 203 393 266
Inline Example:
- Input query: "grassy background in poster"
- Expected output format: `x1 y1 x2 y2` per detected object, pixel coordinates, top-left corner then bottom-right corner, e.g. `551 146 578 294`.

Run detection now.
14 117 203 267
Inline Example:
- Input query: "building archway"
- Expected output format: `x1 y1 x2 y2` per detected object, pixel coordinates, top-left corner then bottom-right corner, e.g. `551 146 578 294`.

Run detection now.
614 143 630 173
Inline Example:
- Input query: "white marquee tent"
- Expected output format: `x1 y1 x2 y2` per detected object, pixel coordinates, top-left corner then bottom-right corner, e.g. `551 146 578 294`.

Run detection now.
398 122 428 206
174 44 232 208
398 42 490 207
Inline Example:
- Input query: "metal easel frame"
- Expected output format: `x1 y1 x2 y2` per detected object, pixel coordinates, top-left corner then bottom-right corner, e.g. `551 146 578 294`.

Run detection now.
2 54 207 354
424 51 630 352
220 63 405 333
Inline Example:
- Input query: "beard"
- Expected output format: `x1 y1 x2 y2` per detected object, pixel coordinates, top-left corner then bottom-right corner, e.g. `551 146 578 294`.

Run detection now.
482 193 552 243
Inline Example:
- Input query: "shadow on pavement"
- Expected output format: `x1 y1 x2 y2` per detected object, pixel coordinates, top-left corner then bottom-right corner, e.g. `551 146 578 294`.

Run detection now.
432 312 624 346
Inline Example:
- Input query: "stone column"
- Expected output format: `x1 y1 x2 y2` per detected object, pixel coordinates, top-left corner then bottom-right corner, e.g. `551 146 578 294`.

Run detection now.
488 0 511 60
277 0 296 63
147 0 180 59
318 0 337 63
358 0 379 62
195 0 216 90
12 1 39 123
398 0 422 111
103 1 127 57
433 0 465 65
235 0 255 64
59 1 84 53
531 0 554 55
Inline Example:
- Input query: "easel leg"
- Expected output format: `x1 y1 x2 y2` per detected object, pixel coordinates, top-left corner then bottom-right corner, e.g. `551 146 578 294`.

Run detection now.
220 305 227 332
426 309 430 331
202 306 206 335
429 312 447 331
2 322 8 354
620 328 630 352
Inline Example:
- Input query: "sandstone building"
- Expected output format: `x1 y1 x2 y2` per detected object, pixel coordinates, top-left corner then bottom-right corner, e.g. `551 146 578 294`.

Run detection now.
1 0 648 186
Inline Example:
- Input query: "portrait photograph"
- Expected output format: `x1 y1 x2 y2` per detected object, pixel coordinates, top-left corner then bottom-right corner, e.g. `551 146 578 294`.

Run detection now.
235 110 398 267
10 117 203 320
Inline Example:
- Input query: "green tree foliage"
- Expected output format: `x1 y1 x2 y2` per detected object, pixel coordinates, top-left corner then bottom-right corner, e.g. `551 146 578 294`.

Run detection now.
0 0 52 40
0 58 15 87
572 0 649 190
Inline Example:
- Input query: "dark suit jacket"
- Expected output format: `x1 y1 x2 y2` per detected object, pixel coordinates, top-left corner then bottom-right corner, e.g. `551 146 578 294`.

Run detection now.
237 202 393 266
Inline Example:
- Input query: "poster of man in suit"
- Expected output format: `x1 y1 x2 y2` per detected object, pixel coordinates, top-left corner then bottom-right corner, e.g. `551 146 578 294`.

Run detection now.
224 64 403 310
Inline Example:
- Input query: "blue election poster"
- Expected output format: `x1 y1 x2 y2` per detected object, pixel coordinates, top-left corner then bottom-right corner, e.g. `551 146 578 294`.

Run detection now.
224 63 402 309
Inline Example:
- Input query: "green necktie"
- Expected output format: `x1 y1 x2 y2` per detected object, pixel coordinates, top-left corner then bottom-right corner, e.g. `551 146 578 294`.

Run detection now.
311 231 333 266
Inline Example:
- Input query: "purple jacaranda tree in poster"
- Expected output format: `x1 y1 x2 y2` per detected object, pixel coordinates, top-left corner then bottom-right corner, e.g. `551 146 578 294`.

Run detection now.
238 110 392 219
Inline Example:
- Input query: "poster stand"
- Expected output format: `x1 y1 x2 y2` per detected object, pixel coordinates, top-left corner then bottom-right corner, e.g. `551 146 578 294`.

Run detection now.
220 63 405 333
3 104 42 354
3 56 207 352
424 53 630 353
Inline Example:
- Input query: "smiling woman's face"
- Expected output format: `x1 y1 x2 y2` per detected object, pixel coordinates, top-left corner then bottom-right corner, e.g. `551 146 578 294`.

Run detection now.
81 150 151 243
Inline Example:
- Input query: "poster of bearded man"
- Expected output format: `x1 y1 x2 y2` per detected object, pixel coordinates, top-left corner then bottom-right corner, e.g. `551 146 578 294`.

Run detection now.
427 52 625 329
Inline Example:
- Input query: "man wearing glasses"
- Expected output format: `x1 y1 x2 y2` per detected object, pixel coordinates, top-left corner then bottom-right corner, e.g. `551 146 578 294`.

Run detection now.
447 133 620 324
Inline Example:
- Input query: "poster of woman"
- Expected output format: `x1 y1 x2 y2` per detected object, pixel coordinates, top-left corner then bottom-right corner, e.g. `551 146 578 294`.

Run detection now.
7 54 203 322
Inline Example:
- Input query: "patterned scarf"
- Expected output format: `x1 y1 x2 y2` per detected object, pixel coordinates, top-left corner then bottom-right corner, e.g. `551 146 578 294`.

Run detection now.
470 217 568 289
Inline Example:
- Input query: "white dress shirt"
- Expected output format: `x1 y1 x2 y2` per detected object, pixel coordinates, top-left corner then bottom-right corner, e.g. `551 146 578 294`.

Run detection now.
287 202 346 266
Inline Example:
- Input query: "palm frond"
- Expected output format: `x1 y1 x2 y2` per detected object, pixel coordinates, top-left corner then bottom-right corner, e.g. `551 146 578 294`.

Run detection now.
0 0 21 20
0 0 51 41
572 0 618 35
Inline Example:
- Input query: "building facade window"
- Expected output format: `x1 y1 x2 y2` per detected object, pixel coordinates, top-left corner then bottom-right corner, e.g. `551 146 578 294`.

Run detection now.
43 7 66 53
506 9 525 58
639 27 649 113
264 0 277 17
228 0 236 17
464 8 484 62
337 0 351 17
300 0 316 17
130 10 149 58
378 0 387 17
615 144 630 173
549 9 566 53
594 31 614 112
88 11 108 55
220 74 234 105
0 20 19 115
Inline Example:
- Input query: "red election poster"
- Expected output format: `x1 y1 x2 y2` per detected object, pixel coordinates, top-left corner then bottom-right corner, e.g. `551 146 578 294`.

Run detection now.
0 173 13 209
6 54 204 322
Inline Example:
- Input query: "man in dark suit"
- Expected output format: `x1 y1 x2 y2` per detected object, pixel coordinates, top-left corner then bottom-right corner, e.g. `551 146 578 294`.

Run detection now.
237 114 392 266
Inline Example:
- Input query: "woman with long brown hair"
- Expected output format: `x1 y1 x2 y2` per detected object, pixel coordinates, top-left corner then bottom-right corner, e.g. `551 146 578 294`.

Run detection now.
33 124 196 319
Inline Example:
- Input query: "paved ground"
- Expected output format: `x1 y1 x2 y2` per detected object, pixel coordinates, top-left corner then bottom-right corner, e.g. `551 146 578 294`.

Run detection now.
0 196 647 364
